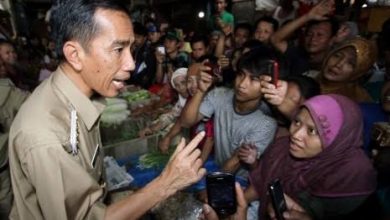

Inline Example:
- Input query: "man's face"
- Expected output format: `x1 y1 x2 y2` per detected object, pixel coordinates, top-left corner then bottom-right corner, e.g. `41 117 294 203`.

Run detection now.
254 21 274 43
164 38 179 54
191 41 207 61
215 0 227 13
134 33 146 48
234 28 250 49
234 69 262 103
148 31 160 43
79 9 135 97
304 22 333 54
0 44 17 65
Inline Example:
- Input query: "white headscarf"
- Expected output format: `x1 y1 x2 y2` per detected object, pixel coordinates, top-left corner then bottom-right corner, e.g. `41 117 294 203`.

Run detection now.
170 68 188 89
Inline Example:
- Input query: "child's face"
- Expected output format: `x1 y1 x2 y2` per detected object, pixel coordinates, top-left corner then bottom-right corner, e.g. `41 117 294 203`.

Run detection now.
173 75 189 98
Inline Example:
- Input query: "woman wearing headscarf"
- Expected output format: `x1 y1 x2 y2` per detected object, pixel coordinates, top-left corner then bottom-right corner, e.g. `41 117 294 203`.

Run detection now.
245 94 377 219
318 37 377 103
138 68 188 137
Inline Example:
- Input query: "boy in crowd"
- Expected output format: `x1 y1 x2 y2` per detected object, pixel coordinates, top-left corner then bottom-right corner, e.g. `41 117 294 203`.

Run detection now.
181 47 277 178
209 0 234 34
253 16 279 45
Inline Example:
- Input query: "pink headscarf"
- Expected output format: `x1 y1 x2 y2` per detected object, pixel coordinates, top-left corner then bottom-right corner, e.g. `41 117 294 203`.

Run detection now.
250 94 377 218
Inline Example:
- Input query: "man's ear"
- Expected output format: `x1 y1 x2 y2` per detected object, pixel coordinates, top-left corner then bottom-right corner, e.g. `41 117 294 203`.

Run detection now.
63 41 84 71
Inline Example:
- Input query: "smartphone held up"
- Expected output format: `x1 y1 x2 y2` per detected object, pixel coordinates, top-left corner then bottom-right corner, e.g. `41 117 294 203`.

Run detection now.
268 179 287 220
206 172 237 217
204 61 222 83
267 60 279 87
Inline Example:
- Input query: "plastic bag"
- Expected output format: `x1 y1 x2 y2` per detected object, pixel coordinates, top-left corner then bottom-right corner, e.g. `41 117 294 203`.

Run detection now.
152 192 203 220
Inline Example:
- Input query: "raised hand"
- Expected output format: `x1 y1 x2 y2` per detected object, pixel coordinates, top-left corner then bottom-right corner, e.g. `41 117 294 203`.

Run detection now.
307 0 335 21
260 75 288 106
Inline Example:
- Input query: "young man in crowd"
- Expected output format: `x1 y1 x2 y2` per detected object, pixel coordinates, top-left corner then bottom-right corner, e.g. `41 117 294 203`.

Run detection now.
233 23 252 50
253 16 279 45
129 22 156 89
147 23 162 48
190 34 210 63
271 0 338 77
0 76 29 219
8 1 208 219
209 0 234 33
155 29 190 83
181 47 277 179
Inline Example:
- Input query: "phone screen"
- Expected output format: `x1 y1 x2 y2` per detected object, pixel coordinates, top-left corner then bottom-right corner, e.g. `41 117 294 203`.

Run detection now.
206 172 237 216
268 179 287 220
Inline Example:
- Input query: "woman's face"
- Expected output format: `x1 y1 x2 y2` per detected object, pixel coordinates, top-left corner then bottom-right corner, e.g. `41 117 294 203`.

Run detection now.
323 47 357 82
187 75 198 96
289 108 323 159
173 75 188 98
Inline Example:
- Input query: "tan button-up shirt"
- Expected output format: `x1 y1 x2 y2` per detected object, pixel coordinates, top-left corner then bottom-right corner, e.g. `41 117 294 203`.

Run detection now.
0 79 29 218
9 68 107 220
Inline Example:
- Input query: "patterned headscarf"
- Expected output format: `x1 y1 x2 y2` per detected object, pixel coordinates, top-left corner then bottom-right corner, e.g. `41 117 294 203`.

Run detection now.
319 37 377 102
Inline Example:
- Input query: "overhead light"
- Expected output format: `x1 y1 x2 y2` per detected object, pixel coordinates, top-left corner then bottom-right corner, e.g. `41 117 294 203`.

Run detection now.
198 11 205 18
362 3 368 7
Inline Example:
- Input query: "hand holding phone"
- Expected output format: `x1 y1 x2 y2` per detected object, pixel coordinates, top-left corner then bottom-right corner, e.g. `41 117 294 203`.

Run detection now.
157 46 165 55
204 61 222 83
268 179 287 220
206 172 237 217
268 60 279 87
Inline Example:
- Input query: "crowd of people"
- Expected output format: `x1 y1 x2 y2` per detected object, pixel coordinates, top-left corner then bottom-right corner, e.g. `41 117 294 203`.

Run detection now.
0 0 390 219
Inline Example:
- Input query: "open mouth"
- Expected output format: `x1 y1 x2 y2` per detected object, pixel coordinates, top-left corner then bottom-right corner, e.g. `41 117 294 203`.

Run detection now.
112 79 126 90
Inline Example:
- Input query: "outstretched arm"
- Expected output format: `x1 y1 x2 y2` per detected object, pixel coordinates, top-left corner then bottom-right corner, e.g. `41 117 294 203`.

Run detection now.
271 0 335 53
105 132 207 220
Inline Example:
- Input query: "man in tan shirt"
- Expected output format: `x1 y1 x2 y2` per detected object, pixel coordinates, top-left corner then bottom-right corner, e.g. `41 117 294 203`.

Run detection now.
0 78 29 219
8 1 206 219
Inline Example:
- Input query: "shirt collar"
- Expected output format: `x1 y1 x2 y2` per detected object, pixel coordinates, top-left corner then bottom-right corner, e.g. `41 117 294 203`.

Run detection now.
52 67 105 130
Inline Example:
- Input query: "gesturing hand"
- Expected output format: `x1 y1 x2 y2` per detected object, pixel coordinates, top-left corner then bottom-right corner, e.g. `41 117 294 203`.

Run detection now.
159 132 207 193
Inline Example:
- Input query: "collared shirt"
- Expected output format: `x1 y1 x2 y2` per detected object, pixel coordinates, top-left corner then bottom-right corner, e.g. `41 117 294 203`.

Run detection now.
0 78 29 218
9 67 107 220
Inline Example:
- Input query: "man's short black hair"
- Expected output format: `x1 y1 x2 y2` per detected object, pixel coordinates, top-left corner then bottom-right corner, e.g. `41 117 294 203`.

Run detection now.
306 17 340 37
0 39 14 48
133 22 147 36
285 75 320 99
190 34 209 48
237 45 287 77
234 22 253 36
50 0 131 61
255 16 279 31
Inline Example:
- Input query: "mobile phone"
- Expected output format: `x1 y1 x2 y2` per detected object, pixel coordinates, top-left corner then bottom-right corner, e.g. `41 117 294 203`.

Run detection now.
206 172 237 217
157 46 165 55
268 60 279 87
204 61 222 82
268 179 287 220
